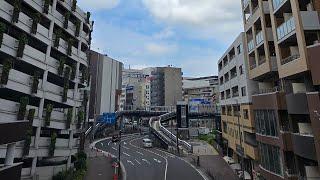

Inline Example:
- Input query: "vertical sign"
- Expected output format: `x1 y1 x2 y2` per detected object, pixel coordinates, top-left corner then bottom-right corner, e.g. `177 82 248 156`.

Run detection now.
177 101 189 128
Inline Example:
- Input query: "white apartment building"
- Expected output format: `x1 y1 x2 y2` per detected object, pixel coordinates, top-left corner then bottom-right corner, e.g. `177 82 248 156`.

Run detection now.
0 0 92 179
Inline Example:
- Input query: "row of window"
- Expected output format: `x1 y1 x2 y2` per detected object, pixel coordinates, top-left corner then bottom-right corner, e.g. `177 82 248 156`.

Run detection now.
258 142 283 176
254 110 279 137
220 86 246 100
221 106 249 119
218 43 243 71
219 65 244 85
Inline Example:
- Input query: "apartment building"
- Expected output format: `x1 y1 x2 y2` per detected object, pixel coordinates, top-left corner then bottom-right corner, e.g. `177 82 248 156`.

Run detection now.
218 33 259 177
119 69 145 111
89 51 123 118
241 0 320 179
143 66 183 108
0 0 92 179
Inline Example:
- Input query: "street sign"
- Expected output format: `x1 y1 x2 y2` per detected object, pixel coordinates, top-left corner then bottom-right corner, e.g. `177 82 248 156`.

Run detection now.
97 113 116 125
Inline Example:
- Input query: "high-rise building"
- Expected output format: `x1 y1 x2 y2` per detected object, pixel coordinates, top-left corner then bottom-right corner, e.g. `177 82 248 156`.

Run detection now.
0 0 93 179
89 51 123 118
241 0 320 179
218 33 259 177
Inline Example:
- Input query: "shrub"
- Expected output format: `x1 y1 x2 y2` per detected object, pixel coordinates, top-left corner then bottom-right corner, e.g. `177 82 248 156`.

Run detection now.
62 67 70 102
67 39 73 56
1 59 12 85
66 108 73 129
58 57 65 76
75 20 80 37
81 67 87 84
49 132 57 156
43 0 50 14
27 109 36 124
12 0 21 23
86 12 91 24
77 110 84 128
23 129 32 156
72 0 77 12
45 104 53 126
17 34 28 58
17 96 29 120
0 22 6 47
71 63 76 80
64 12 70 29
31 13 41 34
54 29 62 48
31 71 40 94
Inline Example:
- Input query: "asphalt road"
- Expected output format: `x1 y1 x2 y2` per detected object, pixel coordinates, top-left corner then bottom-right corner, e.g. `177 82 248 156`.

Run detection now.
95 134 206 180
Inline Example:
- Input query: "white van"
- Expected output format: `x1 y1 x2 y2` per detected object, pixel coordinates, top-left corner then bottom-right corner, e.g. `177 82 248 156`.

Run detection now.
142 138 152 148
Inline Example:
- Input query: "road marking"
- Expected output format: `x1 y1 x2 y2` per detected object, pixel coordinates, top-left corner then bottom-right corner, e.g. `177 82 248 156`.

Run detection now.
112 147 117 151
108 141 111 146
142 159 150 165
135 159 141 165
127 160 135 166
101 142 104 146
136 151 144 156
123 146 130 150
113 143 117 146
123 152 131 157
123 142 127 145
153 158 162 163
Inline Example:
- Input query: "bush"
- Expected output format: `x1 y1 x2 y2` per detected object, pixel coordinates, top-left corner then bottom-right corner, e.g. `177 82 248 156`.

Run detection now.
17 96 29 120
23 129 32 156
43 0 50 14
71 63 76 80
31 71 40 94
66 108 73 129
1 59 12 85
12 0 21 23
17 34 28 58
45 104 53 126
58 57 65 76
31 13 41 34
0 22 6 47
64 12 70 29
72 0 77 11
75 20 80 37
86 12 91 24
27 109 35 123
67 39 73 56
49 132 57 157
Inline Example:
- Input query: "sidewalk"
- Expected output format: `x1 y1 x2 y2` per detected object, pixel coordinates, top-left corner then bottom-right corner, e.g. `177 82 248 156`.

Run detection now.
84 140 116 180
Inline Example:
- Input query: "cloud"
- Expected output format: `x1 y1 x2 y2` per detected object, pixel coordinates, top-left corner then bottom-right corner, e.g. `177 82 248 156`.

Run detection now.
145 42 177 55
78 0 120 11
153 27 175 39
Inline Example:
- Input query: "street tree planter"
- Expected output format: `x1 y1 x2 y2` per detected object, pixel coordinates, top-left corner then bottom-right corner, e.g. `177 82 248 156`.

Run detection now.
45 104 53 126
58 57 65 76
62 67 70 102
1 59 12 85
77 110 84 128
66 108 73 129
71 63 76 80
31 71 40 94
67 39 73 56
64 12 70 29
17 34 28 58
72 0 77 12
43 0 50 14
49 132 57 157
12 0 21 23
75 20 80 37
0 22 6 48
17 96 29 120
31 13 41 34
54 29 62 48
23 129 32 157
86 12 91 24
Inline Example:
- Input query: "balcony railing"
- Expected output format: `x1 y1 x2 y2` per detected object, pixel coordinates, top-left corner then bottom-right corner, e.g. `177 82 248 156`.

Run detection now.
272 0 286 11
256 31 264 45
250 63 257 70
248 40 255 52
277 17 295 41
258 57 266 65
243 0 249 7
281 54 300 65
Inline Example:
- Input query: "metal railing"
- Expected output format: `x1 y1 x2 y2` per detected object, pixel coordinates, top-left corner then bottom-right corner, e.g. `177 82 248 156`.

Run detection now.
277 17 295 41
248 39 255 52
272 0 286 11
256 31 264 45
280 54 300 65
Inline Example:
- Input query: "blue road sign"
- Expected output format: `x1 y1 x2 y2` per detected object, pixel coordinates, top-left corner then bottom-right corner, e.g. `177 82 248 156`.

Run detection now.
97 113 116 125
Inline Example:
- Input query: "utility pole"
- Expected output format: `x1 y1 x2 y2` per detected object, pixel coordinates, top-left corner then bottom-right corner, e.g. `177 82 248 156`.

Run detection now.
118 117 122 176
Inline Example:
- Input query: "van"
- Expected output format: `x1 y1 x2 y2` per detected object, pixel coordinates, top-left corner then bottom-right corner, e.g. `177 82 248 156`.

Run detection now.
142 138 152 148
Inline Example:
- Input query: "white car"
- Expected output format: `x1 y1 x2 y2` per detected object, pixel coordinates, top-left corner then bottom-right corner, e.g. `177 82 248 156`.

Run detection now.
142 138 153 148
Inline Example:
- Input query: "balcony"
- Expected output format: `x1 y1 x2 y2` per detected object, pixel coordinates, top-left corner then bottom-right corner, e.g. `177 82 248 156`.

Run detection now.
307 44 320 85
258 57 266 65
292 133 316 160
300 11 320 30
0 163 23 180
0 121 29 145
280 54 300 65
277 17 295 41
286 93 309 114
242 0 249 8
248 39 255 52
250 63 257 70
272 0 287 12
252 91 287 110
255 31 264 46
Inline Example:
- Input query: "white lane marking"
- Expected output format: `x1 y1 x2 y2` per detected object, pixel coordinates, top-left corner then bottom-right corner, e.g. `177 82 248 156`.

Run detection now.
101 142 104 146
108 141 111 146
112 147 117 151
123 142 127 145
123 146 130 150
153 158 162 163
127 160 135 166
136 151 144 156
113 143 117 146
123 152 131 157
142 159 150 165
135 159 141 165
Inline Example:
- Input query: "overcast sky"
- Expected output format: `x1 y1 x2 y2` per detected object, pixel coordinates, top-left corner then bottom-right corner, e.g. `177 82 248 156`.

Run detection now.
78 0 243 77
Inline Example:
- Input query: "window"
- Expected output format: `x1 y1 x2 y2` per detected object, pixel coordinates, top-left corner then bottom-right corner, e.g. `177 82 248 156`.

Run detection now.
237 44 243 54
243 109 249 119
255 110 278 137
232 86 239 97
258 142 283 176
220 77 224 85
223 122 227 133
239 65 243 75
222 106 226 115
241 87 246 96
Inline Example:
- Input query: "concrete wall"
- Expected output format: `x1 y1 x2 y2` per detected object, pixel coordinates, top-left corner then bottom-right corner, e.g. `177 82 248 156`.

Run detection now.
164 67 183 106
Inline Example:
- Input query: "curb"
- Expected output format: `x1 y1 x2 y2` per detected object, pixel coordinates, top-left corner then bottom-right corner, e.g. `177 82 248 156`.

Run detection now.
119 161 126 180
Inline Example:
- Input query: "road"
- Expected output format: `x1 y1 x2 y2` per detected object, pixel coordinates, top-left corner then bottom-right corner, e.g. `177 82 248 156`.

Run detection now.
95 134 206 180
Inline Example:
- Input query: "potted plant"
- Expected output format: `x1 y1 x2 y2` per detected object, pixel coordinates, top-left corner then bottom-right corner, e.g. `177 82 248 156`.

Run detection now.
17 96 29 120
1 59 12 85
66 108 73 129
23 129 32 156
67 39 73 56
49 132 57 157
31 13 41 34
71 63 76 80
0 22 6 47
31 71 40 94
43 0 50 14
54 29 62 48
12 0 21 23
58 57 65 76
72 0 77 12
75 20 80 37
45 104 53 126
64 12 70 29
17 33 28 58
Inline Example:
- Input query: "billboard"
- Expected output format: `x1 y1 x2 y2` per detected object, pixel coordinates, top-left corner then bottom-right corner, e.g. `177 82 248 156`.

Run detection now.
97 113 116 125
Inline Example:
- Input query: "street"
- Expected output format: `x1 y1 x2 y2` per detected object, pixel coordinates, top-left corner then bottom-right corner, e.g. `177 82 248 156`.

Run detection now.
94 134 206 180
